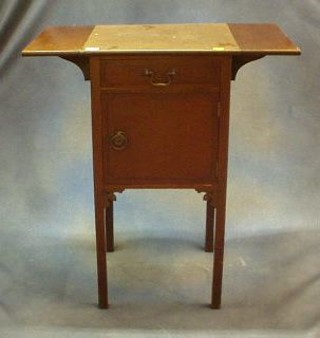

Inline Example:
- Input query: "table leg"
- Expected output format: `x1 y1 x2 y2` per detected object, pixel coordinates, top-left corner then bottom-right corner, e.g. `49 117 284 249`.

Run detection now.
205 201 215 252
105 200 114 252
94 194 108 309
211 194 226 309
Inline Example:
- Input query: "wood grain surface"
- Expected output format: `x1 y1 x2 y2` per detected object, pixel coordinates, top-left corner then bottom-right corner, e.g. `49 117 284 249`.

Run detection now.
83 23 239 52
22 23 300 56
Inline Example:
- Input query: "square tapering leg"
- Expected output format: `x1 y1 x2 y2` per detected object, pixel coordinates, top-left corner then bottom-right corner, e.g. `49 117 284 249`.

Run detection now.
211 195 226 309
106 201 114 252
94 195 108 308
205 201 215 252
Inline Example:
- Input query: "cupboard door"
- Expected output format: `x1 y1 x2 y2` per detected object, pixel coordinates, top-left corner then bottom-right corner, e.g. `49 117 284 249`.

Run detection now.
102 91 220 187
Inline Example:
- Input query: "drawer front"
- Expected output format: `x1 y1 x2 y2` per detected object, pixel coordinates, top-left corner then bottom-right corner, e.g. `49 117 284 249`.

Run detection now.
102 91 220 186
100 55 223 89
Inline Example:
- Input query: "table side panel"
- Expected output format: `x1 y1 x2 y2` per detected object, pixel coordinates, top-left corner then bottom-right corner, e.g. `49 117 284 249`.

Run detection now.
228 23 301 54
22 26 94 55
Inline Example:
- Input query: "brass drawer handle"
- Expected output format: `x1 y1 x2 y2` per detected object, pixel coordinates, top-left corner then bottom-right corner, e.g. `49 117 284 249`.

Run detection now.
110 131 128 151
144 69 176 87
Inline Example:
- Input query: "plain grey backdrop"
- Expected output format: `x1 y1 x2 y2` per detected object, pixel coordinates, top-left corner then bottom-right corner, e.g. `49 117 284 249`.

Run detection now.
1 1 319 337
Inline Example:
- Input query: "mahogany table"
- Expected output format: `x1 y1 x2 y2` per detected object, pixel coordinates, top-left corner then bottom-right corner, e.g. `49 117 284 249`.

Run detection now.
22 23 300 309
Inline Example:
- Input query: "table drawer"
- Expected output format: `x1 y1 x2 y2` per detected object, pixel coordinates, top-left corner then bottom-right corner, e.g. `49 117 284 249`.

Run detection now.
99 55 223 89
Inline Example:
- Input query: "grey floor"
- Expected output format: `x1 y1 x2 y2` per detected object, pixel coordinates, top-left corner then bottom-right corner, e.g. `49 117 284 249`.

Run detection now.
1 1 320 337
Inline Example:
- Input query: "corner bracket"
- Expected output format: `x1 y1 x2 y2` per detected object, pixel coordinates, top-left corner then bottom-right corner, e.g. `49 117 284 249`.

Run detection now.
60 55 90 81
232 54 266 80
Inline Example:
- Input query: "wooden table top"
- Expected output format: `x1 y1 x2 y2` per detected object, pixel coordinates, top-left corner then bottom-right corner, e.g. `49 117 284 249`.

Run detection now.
22 23 300 56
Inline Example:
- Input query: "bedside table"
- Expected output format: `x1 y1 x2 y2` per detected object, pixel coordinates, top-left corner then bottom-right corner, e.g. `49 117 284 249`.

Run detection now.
22 23 300 309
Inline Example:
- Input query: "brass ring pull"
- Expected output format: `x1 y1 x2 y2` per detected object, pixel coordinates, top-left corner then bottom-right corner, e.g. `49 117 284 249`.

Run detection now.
110 131 128 151
144 69 176 87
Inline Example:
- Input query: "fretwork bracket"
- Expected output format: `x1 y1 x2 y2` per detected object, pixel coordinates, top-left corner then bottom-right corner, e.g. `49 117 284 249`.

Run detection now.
104 189 125 208
105 192 116 208
195 189 217 208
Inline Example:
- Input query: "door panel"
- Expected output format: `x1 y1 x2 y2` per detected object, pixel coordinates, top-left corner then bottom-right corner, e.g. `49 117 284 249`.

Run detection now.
102 91 220 186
